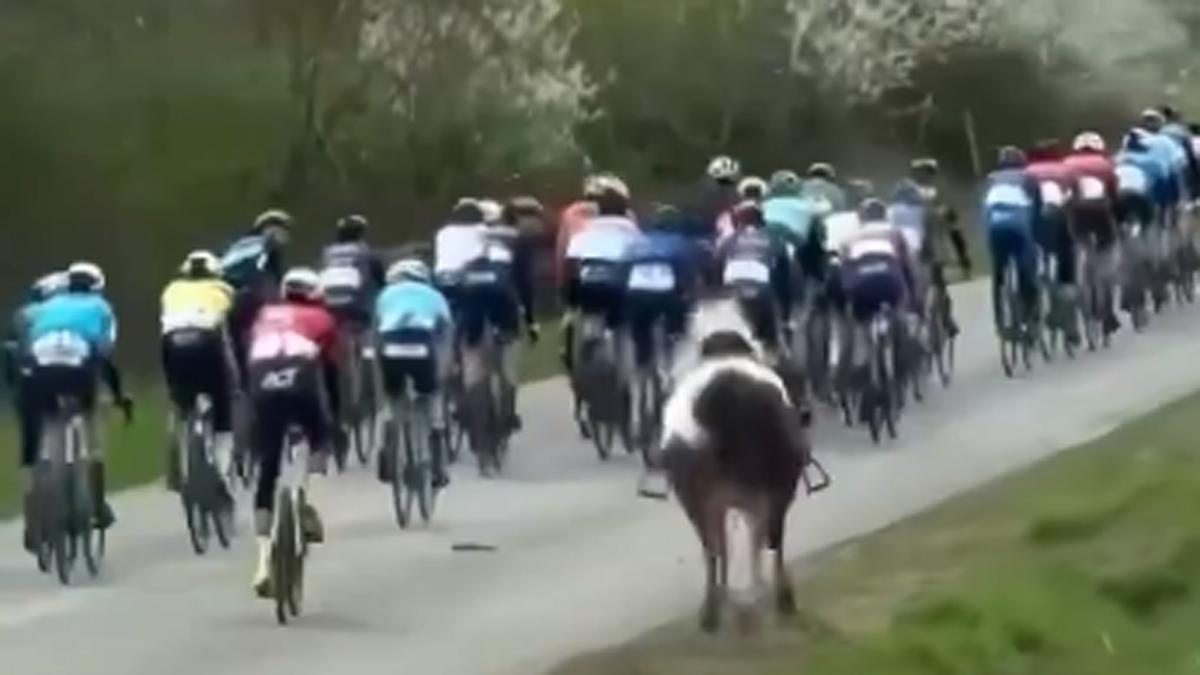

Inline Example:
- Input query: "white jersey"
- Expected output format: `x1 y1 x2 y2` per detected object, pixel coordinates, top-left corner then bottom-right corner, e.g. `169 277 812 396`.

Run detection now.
566 215 640 262
824 210 860 253
434 223 488 275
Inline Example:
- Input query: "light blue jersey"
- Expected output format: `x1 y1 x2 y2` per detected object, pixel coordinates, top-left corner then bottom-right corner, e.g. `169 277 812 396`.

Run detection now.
375 281 452 334
25 292 116 366
763 195 819 242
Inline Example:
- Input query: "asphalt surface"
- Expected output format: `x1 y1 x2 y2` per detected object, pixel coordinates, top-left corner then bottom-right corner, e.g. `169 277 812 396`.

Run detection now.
5 280 1200 675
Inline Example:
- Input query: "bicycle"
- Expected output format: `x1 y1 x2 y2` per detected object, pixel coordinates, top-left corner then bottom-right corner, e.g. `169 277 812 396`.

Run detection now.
268 428 310 626
461 322 514 477
859 306 899 444
571 312 632 462
996 258 1040 378
379 342 440 528
339 328 377 469
178 394 233 555
30 395 105 585
631 317 670 469
925 265 958 385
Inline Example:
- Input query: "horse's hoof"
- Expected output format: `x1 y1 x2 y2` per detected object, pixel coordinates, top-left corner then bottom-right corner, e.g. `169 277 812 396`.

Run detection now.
734 605 762 636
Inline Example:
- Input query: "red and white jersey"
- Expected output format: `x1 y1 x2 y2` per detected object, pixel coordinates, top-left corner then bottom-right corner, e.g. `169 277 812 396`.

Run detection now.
248 301 339 366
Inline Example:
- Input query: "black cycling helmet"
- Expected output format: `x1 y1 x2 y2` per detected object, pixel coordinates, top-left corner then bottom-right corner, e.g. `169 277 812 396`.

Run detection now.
996 145 1028 170
1161 105 1181 122
857 198 888 223
595 188 630 217
336 214 369 241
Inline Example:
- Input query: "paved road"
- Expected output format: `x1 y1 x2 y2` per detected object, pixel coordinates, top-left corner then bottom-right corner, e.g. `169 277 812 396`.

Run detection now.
5 281 1200 675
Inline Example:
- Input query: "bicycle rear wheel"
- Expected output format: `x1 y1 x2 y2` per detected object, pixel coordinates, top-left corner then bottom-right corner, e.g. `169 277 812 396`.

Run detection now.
273 491 298 624
389 417 412 529
409 405 436 524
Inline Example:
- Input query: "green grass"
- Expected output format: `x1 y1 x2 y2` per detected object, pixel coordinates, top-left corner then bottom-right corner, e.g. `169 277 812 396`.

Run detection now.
555 389 1200 675
0 383 168 519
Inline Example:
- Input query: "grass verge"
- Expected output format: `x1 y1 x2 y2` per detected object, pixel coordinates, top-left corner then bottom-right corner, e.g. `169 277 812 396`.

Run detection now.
555 389 1200 675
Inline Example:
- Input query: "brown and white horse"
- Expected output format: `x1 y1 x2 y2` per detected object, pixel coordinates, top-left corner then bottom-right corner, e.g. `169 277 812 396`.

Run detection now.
659 301 826 632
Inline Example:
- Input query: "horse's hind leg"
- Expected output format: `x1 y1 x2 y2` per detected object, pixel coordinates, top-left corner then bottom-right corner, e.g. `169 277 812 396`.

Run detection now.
769 503 797 616
700 552 721 633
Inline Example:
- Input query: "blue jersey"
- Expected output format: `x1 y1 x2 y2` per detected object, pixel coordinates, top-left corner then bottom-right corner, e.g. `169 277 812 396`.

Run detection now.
627 231 698 295
1116 150 1172 206
981 169 1039 234
375 282 452 334
25 292 117 364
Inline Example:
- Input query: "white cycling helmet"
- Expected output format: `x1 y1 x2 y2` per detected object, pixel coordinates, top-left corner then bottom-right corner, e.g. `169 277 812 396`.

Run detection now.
386 258 432 285
737 176 769 200
32 271 68 300
253 208 293 232
479 199 504 225
591 173 631 200
1073 132 1106 153
706 155 741 182
67 261 106 292
282 267 322 302
180 250 222 277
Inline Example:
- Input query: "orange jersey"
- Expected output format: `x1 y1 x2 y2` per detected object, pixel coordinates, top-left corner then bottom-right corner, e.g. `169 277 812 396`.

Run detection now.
554 201 598 285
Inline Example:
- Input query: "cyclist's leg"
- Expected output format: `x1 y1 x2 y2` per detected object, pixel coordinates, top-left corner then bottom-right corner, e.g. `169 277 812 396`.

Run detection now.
1015 227 1040 323
986 227 1013 331
492 285 522 431
71 364 111 528
18 366 49 551
410 339 448 486
201 330 236 497
1054 212 1081 342
249 387 286 590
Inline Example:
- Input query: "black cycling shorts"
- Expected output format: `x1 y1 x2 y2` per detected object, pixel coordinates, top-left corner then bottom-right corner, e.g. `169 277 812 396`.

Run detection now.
378 328 438 398
626 290 688 369
457 263 520 348
161 328 233 433
564 259 626 328
249 356 329 513
23 364 97 467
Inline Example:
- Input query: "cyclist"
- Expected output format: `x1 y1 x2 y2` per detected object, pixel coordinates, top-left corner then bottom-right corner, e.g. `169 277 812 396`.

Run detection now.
981 146 1043 334
562 176 641 428
1064 132 1122 330
801 162 849 217
1160 106 1198 200
1026 140 1080 344
1134 110 1188 222
24 262 133 535
374 259 454 488
765 170 828 322
555 176 605 287
458 195 539 433
6 272 67 549
626 205 700 380
221 209 292 381
159 251 238 501
435 198 490 325
319 214 386 460
700 155 742 239
245 268 342 596
889 158 971 336
717 200 793 357
319 214 386 330
1116 131 1166 229
837 199 918 376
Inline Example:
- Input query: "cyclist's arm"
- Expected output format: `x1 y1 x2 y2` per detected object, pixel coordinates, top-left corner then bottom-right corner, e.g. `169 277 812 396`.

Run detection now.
368 253 387 292
512 233 537 326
